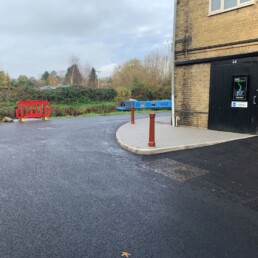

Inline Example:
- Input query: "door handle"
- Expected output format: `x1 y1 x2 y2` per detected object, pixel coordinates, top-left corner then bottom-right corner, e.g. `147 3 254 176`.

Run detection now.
253 96 257 105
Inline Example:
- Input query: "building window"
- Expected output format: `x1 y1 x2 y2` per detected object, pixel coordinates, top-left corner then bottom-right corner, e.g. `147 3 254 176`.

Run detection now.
210 0 254 14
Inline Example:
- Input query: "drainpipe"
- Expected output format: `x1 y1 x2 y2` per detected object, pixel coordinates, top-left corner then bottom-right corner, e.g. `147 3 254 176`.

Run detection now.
171 0 177 127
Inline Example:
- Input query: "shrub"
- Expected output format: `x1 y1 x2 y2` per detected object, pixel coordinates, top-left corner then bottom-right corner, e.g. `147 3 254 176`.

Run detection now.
131 83 153 100
152 86 171 100
115 87 131 104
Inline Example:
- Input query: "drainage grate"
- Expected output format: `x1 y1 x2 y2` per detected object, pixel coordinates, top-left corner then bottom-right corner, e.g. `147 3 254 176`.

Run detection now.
141 158 209 182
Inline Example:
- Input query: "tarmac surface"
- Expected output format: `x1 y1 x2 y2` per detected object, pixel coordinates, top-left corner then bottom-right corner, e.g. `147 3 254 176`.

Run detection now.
0 114 258 258
116 115 254 154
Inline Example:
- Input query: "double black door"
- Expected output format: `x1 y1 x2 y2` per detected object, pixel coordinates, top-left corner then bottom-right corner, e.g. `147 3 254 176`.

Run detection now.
209 57 258 134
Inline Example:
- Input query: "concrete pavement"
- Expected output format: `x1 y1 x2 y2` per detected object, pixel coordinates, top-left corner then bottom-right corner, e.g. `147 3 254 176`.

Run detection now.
116 115 254 155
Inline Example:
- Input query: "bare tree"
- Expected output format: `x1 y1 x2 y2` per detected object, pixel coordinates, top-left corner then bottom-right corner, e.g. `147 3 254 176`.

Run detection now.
143 42 172 88
68 54 80 85
111 43 172 90
80 63 92 87
111 59 145 89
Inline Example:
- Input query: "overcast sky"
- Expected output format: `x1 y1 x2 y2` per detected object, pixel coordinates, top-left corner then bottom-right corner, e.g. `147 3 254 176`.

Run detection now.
0 0 172 79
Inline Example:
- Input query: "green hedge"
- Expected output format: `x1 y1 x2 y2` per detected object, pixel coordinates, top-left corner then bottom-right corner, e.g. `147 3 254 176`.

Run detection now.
131 84 171 100
37 87 117 103
0 86 117 104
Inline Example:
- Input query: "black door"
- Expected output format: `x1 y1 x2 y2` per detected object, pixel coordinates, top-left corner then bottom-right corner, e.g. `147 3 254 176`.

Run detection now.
209 57 258 134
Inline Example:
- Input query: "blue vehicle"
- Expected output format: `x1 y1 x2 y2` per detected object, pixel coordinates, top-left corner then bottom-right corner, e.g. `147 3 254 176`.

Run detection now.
116 99 172 111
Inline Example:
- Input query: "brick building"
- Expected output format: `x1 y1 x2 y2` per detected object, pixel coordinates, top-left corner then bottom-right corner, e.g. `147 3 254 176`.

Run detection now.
175 0 258 134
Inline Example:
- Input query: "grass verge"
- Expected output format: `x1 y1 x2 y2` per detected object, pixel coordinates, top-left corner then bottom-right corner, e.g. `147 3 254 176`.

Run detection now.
0 101 170 120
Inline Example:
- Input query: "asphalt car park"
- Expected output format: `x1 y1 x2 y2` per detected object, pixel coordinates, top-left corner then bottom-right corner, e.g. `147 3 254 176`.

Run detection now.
0 115 257 258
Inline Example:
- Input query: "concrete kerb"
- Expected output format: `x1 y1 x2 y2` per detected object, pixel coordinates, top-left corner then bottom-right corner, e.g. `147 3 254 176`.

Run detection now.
116 131 254 155
116 116 255 155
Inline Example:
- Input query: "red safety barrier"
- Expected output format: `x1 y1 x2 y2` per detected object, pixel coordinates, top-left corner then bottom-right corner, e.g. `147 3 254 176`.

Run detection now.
16 100 51 122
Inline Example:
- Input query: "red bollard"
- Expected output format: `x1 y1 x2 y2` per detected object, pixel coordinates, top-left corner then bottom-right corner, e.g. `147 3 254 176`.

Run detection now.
131 106 135 124
148 113 156 147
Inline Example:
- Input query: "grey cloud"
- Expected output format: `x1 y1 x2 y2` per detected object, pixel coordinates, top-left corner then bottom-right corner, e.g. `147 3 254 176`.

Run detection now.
0 0 172 78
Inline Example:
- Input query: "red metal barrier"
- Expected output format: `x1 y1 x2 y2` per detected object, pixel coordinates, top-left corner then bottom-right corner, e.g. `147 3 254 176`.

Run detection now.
16 100 51 122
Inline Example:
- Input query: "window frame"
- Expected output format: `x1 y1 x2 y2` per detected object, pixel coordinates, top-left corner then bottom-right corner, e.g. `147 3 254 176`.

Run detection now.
209 0 254 15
